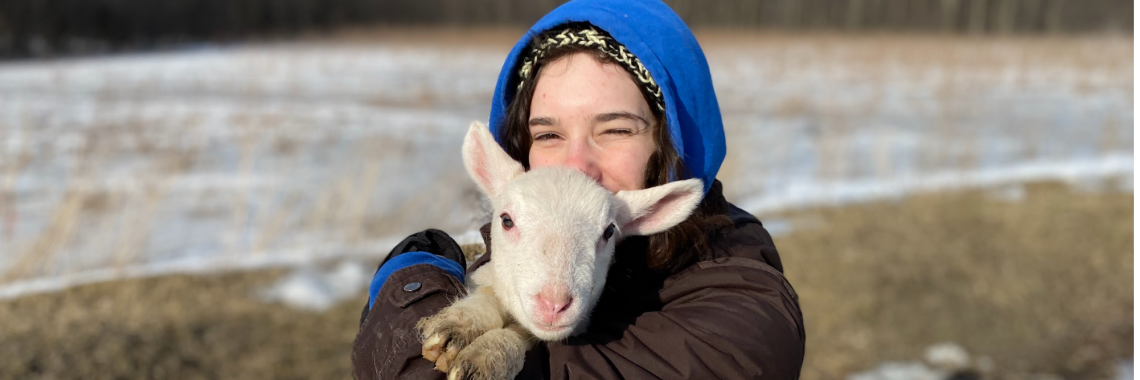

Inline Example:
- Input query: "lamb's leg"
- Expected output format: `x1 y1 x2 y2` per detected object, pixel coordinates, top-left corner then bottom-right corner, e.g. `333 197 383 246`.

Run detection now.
445 322 534 380
417 285 507 371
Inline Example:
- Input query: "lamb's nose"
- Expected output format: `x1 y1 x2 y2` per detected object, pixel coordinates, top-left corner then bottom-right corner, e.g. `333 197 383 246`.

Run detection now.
535 288 573 323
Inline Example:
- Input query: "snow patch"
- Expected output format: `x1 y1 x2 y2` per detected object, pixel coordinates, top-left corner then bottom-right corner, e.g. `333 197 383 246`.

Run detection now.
737 154 1133 215
761 218 794 238
924 342 972 372
848 362 945 380
452 229 486 247
0 236 404 301
256 261 371 312
985 185 1026 203
1116 361 1134 380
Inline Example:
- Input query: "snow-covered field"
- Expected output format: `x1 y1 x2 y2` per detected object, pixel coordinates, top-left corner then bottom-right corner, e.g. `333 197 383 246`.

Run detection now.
0 34 1132 299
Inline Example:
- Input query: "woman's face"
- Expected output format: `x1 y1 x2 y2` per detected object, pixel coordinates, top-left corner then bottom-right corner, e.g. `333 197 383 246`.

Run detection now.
527 52 657 193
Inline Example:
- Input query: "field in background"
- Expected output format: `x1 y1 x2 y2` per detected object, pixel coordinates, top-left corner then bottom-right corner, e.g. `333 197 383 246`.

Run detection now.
0 31 1130 293
0 181 1129 379
0 29 1132 379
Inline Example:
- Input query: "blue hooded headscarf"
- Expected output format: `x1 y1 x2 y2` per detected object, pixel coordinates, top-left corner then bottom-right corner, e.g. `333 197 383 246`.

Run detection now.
488 0 726 195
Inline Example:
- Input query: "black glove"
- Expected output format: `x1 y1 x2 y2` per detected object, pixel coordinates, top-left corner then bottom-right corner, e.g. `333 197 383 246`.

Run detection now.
360 229 466 326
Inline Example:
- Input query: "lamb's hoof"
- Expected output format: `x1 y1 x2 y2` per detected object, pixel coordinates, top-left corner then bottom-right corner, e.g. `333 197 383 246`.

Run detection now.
445 330 526 380
417 310 488 371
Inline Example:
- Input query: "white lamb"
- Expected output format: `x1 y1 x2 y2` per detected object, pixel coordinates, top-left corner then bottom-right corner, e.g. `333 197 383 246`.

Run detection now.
417 122 703 380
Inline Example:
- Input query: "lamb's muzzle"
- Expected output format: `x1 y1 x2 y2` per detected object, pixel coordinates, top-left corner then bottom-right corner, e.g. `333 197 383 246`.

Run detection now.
533 285 573 329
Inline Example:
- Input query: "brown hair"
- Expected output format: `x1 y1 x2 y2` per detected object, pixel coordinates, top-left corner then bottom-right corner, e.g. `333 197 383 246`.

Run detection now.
498 24 733 274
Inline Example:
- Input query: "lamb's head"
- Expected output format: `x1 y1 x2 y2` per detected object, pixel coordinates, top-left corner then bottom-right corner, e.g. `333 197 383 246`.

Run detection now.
462 122 703 340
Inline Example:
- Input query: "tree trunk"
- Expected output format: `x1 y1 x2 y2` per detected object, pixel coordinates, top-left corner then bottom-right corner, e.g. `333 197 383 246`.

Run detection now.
1043 0 1064 34
741 0 761 28
995 0 1017 33
968 0 989 33
941 0 963 32
1021 0 1042 32
846 0 865 30
495 0 510 24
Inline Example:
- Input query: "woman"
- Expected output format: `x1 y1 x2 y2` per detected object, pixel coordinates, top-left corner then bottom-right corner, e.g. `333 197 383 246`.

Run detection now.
354 1 805 378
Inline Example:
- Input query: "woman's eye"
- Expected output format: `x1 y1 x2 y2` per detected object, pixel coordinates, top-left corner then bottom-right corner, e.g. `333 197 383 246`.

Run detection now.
533 133 559 141
501 214 515 230
604 129 634 136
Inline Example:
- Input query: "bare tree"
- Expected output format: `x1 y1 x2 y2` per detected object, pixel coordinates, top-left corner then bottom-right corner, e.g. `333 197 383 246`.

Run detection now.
995 0 1018 33
0 0 1133 57
967 0 989 33
1043 0 1065 33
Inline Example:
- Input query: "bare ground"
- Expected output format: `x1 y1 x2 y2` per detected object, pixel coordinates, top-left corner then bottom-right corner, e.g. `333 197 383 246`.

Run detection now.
0 182 1131 380
780 182 1133 380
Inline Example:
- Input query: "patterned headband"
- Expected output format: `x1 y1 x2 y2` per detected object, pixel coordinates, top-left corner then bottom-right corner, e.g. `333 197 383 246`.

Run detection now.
516 26 666 113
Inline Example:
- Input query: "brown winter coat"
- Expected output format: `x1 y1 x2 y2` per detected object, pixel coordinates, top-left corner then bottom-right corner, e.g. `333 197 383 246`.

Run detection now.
353 184 805 379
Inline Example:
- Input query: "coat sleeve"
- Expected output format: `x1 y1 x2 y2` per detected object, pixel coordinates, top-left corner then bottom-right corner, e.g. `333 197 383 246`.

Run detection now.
533 258 805 380
352 263 467 380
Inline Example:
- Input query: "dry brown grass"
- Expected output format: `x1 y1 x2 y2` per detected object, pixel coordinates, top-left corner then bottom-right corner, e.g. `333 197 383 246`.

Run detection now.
780 182 1133 380
0 269 362 380
0 182 1129 379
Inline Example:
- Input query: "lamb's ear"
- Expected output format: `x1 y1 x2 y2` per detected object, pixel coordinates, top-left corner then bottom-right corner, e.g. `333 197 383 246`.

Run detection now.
462 121 525 196
613 179 704 236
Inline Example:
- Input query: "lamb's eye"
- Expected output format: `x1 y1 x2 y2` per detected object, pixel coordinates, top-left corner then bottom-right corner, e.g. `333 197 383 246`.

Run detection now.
501 214 514 230
603 224 615 240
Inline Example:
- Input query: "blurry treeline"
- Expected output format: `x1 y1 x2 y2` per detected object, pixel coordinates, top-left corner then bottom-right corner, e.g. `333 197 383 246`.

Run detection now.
0 0 1132 57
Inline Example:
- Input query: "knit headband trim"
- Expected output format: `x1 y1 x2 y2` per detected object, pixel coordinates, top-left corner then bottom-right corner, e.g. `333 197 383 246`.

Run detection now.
516 26 666 113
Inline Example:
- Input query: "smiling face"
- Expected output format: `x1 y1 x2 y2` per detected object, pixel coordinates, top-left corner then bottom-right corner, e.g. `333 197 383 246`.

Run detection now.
527 52 658 193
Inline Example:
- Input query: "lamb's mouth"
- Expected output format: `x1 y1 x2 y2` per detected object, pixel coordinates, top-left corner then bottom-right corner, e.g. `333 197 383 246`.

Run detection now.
532 322 574 334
